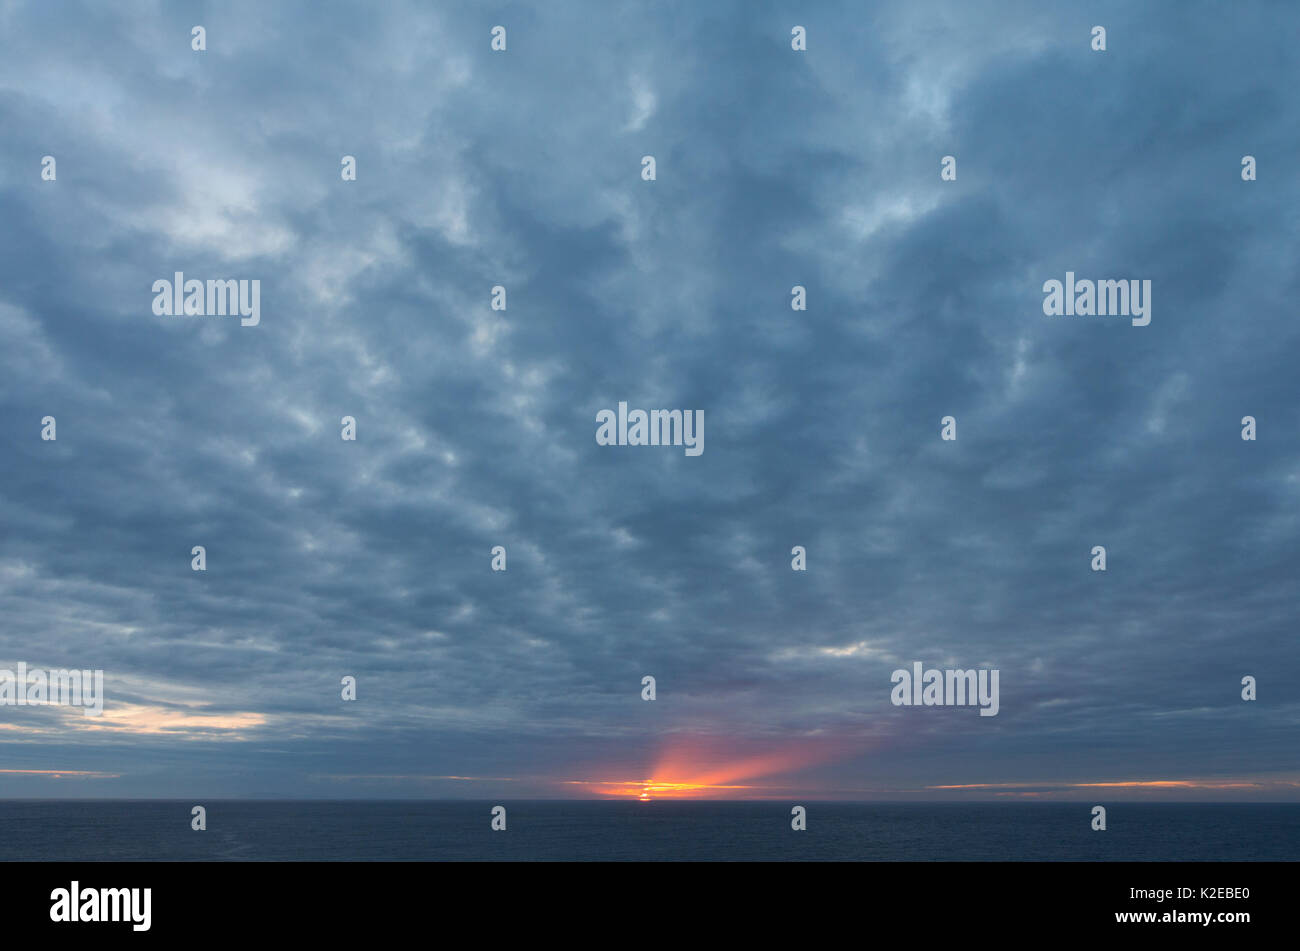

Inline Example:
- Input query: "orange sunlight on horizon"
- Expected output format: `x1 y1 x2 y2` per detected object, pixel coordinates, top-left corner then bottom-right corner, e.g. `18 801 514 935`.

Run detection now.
552 739 1300 801
563 740 849 800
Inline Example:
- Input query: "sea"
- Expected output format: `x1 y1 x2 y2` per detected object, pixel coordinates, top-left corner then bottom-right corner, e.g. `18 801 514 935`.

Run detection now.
2 801 1296 861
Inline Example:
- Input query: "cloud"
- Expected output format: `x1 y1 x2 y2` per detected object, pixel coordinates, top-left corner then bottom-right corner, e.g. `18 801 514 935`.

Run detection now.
0 0 1296 798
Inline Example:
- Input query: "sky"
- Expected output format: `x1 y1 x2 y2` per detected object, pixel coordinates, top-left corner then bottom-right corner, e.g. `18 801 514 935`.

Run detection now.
0 0 1297 801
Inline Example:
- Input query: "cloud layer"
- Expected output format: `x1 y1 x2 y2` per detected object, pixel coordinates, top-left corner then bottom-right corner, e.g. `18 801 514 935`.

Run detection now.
0 0 1297 799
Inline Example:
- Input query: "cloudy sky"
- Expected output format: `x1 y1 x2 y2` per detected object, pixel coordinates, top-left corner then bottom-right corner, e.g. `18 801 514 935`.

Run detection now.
0 0 1296 800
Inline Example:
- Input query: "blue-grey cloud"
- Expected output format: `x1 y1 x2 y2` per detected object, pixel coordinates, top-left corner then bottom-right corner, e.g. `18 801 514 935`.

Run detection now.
0 0 1296 800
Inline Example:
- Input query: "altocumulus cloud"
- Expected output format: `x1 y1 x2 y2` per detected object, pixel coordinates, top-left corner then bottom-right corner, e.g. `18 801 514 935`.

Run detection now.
0 0 1297 799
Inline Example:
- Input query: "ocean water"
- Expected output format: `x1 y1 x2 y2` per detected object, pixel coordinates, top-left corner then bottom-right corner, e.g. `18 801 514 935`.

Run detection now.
2 801 1296 861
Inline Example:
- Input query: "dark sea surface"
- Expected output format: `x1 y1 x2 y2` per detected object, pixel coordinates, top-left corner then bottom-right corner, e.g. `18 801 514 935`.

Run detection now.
2 801 1296 861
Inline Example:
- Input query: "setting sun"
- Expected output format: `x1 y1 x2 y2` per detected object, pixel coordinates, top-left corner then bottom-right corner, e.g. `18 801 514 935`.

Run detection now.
559 739 848 800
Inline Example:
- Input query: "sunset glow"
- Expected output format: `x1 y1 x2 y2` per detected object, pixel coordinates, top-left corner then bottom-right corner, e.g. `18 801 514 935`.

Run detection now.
565 778 761 799
561 739 851 799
